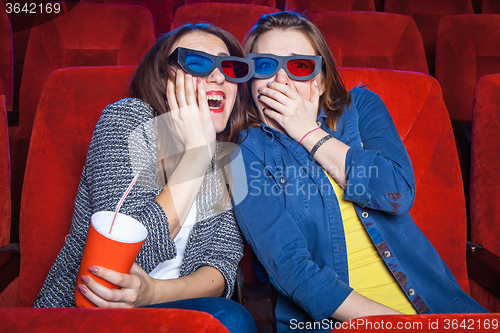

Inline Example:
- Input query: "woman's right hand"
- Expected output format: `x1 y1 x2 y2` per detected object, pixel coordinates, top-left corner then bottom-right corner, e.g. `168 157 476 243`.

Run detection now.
166 68 216 157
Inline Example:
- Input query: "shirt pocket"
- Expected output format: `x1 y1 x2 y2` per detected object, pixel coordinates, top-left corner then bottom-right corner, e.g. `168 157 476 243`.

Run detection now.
265 165 310 223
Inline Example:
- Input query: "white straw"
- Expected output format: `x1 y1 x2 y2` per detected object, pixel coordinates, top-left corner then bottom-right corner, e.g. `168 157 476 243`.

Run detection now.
109 173 140 234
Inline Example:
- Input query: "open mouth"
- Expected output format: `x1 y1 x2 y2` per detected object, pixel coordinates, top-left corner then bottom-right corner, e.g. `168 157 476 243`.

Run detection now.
206 91 225 113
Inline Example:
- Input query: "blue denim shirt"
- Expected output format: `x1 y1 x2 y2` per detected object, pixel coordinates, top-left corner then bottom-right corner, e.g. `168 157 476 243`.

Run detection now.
232 87 486 332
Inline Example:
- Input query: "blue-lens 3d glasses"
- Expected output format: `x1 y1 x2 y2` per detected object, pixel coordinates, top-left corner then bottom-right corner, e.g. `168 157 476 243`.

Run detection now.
167 47 253 83
246 53 323 81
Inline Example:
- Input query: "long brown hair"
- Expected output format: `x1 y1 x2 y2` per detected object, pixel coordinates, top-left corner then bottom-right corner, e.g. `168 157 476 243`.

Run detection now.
243 11 350 130
129 24 249 186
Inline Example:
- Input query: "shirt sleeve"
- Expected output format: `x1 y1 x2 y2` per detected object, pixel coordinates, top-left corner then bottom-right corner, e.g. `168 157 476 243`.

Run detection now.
343 88 416 215
232 141 353 322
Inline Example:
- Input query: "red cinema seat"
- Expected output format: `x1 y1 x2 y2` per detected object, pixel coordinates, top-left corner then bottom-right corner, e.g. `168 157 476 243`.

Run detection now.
482 0 500 13
83 0 173 35
311 12 428 74
0 79 10 247
469 74 500 313
185 0 276 8
0 308 229 332
342 68 469 291
435 14 500 123
171 4 279 42
9 3 155 251
333 313 500 332
384 0 474 75
0 0 13 111
17 3 154 140
0 66 137 307
285 0 375 15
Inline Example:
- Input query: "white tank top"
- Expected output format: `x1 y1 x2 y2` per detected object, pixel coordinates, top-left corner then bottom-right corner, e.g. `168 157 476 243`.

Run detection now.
148 199 197 280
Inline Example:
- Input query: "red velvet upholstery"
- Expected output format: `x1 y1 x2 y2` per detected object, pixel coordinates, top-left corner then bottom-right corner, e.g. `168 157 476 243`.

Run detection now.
0 0 13 111
333 313 500 332
16 66 137 307
342 68 469 293
0 308 229 332
17 2 155 140
435 14 500 123
83 0 173 35
482 0 500 13
0 86 10 247
171 4 279 42
384 0 474 75
311 12 428 74
284 0 375 15
470 74 500 312
185 0 276 8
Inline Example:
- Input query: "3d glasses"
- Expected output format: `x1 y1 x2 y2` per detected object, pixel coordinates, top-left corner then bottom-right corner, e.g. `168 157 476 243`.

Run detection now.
168 47 253 83
246 53 323 81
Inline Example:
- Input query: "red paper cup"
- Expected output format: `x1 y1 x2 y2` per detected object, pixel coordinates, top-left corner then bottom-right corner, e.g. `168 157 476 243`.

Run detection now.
74 211 148 308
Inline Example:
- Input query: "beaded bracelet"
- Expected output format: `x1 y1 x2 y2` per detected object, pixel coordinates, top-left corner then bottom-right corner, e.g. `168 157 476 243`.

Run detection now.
308 134 333 161
299 127 320 145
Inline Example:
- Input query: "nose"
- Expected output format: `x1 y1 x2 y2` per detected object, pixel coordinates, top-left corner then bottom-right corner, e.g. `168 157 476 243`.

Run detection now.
274 68 289 85
207 67 225 84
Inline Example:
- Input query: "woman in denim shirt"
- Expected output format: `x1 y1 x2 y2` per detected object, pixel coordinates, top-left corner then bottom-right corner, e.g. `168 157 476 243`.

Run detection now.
232 11 487 332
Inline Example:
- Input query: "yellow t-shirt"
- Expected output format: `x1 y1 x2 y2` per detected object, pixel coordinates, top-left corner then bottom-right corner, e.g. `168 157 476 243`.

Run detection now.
325 171 417 314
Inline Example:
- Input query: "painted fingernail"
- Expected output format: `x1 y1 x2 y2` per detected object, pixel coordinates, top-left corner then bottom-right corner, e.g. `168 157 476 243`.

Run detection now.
89 266 98 274
257 87 262 93
257 94 262 99
78 284 87 294
81 275 90 284
262 107 266 112
267 82 272 87
314 80 318 86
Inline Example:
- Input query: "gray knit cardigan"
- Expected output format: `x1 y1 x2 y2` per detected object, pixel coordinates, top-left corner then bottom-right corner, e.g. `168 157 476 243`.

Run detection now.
33 98 243 307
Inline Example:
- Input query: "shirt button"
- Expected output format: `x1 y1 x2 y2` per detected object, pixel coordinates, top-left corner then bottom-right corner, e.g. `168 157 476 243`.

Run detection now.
316 121 321 126
361 211 369 218
408 289 415 296
280 177 285 184
384 251 391 257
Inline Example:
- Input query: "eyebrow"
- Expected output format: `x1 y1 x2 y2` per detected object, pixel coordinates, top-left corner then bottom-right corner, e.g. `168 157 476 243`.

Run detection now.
218 53 230 56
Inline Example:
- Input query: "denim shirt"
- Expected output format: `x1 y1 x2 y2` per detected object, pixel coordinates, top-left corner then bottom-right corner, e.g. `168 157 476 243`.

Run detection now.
232 87 486 331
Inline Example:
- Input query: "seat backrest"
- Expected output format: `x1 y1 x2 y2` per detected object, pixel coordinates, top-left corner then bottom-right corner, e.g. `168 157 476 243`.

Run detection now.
436 14 500 123
384 0 474 75
285 0 375 15
0 0 13 111
83 0 173 35
0 308 230 333
311 12 428 74
0 78 10 247
185 0 276 7
482 0 500 13
18 66 137 307
342 68 469 292
471 74 500 258
171 4 279 42
18 2 154 140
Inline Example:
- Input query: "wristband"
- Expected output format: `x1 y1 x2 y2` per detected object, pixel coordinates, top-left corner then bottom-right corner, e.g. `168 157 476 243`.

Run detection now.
309 134 333 161
299 127 320 145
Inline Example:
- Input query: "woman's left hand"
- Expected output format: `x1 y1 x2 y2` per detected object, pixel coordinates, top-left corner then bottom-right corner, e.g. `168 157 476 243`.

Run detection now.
258 80 321 143
78 263 156 308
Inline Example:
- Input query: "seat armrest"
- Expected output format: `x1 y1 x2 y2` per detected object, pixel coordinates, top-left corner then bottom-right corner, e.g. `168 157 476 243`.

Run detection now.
0 243 20 293
467 242 500 299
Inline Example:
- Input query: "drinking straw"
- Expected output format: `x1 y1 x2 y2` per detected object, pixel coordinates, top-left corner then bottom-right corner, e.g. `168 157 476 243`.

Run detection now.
109 173 140 234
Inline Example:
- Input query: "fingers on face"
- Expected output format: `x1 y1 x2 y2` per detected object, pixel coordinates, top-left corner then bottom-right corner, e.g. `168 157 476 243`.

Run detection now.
166 79 179 111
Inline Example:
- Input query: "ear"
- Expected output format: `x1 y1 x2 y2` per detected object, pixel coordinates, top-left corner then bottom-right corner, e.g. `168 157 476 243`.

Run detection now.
316 74 326 96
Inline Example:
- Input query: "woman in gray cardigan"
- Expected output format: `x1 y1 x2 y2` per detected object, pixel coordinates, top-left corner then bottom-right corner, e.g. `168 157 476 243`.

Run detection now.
33 24 256 333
